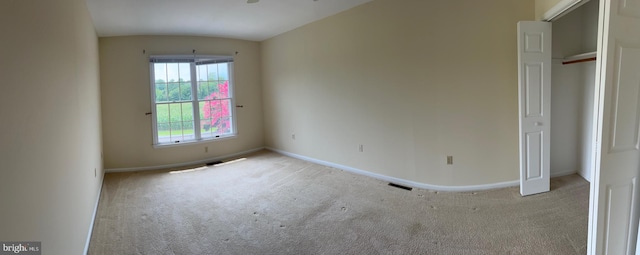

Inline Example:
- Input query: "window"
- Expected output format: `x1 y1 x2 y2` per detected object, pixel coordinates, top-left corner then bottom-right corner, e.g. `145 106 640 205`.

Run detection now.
149 55 236 146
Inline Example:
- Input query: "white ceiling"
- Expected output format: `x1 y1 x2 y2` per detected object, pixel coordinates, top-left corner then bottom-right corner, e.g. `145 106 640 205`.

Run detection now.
85 0 373 41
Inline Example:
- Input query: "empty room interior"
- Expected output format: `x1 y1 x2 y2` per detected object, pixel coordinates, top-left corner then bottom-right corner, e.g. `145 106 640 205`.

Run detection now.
2 0 640 254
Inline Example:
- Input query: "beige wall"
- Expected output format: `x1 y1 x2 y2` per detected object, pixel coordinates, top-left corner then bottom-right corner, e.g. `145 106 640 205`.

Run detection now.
0 0 103 254
100 36 264 169
262 0 534 186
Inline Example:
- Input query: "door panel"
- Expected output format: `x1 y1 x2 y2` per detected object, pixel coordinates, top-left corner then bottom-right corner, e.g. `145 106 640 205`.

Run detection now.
525 63 544 117
609 45 640 152
518 21 552 196
603 178 637 253
526 131 543 179
590 0 640 254
620 0 640 18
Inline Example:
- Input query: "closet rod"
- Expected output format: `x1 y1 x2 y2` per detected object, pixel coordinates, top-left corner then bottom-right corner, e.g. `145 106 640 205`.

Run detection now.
563 57 596 65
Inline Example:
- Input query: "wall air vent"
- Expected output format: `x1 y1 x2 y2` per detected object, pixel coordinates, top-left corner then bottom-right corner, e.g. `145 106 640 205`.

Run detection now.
388 183 413 191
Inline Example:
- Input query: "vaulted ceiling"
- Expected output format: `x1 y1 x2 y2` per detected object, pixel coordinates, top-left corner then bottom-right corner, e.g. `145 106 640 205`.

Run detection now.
85 0 373 41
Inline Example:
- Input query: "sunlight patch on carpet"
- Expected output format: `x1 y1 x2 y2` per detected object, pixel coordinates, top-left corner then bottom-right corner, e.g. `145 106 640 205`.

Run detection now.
169 166 208 174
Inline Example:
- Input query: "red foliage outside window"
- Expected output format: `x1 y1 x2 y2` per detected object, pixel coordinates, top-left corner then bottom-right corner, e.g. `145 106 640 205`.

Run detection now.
202 81 230 134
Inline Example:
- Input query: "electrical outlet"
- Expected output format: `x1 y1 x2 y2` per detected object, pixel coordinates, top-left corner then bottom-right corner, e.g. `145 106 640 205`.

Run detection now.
94 168 97 177
205 146 208 153
447 156 453 165
359 144 364 152
292 134 296 140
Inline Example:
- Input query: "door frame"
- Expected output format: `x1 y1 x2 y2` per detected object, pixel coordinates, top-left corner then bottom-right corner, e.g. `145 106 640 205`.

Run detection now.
535 0 640 253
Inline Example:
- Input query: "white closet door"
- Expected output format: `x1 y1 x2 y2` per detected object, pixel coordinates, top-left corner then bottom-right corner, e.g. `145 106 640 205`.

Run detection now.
517 21 552 196
637 221 640 255
589 0 640 253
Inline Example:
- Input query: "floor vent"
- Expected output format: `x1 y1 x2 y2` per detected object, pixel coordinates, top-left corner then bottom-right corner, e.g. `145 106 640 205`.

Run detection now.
206 161 224 166
388 183 413 191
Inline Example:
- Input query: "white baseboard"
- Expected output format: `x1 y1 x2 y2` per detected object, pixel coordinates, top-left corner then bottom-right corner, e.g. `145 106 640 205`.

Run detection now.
551 169 578 178
266 147 521 192
84 173 104 255
105 147 265 173
577 170 592 182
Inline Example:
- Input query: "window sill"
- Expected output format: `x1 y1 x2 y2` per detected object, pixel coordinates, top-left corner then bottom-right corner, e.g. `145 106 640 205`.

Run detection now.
153 134 237 149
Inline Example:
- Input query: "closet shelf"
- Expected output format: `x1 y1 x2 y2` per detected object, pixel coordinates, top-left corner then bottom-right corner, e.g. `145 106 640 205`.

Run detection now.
562 51 597 65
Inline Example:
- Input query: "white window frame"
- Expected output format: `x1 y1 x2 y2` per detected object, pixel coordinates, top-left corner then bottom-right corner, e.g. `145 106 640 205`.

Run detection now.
149 55 237 147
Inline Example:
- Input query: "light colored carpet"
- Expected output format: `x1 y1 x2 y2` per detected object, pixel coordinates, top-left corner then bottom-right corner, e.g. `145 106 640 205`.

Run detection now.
88 150 589 254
